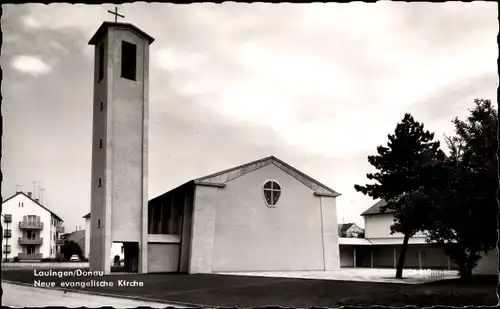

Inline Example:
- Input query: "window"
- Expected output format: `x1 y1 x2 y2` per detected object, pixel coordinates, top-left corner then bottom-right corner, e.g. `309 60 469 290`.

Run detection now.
263 180 281 207
50 247 53 255
98 178 102 187
3 245 11 253
97 219 101 228
121 41 137 81
98 43 104 82
100 101 104 111
3 214 12 223
99 139 103 148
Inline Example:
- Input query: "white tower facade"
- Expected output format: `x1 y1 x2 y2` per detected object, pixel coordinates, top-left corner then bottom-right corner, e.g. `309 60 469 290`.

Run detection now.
88 22 154 274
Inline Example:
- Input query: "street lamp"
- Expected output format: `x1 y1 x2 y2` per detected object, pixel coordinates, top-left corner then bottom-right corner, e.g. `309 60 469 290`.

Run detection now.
1 214 10 261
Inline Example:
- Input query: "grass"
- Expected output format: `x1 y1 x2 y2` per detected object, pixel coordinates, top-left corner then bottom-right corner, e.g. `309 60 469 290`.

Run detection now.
2 268 497 307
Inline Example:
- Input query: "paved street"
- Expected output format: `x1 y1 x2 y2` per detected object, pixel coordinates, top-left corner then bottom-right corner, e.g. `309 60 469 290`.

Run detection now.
2 281 187 308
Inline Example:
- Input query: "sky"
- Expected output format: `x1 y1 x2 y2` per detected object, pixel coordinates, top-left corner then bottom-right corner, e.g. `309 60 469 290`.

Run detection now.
1 2 498 232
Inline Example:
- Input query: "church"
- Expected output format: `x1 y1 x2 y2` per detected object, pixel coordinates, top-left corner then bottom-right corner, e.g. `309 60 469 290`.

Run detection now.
86 18 341 274
86 154 342 274
147 155 341 273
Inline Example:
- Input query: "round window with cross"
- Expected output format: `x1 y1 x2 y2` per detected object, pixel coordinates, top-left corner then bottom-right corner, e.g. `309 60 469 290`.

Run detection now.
263 180 281 207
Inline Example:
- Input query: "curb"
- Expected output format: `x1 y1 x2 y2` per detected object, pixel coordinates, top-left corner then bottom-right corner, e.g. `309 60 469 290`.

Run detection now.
2 279 210 308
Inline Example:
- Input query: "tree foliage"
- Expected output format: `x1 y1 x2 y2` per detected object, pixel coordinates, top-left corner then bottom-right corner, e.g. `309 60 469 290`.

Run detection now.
422 99 498 281
354 113 444 278
61 240 83 260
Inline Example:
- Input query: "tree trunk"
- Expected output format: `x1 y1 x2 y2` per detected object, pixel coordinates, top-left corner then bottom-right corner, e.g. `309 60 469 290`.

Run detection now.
460 259 473 282
395 233 410 279
454 247 472 282
458 261 466 280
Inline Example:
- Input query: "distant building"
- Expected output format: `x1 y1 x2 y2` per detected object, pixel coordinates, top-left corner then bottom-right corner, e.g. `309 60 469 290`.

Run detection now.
2 191 65 261
339 200 497 275
339 200 456 270
62 230 86 258
338 223 364 238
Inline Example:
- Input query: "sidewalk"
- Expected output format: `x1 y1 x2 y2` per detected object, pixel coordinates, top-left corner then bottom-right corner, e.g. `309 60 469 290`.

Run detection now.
2 281 189 308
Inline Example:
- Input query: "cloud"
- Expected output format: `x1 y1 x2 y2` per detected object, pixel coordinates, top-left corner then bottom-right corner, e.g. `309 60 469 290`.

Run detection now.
154 48 205 71
10 55 52 76
2 2 497 231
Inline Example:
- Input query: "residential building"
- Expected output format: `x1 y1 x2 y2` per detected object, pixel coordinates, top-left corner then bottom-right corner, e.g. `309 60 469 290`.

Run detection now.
338 223 364 238
2 191 65 261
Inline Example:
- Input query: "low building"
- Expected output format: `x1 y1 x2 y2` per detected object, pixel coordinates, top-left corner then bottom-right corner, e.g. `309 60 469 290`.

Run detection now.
339 200 456 270
2 191 65 261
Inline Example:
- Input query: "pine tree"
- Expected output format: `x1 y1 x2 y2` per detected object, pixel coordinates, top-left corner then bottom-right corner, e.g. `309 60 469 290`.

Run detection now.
355 113 444 279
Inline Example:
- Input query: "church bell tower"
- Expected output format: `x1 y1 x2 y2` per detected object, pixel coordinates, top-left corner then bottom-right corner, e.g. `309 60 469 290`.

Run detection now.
88 20 154 274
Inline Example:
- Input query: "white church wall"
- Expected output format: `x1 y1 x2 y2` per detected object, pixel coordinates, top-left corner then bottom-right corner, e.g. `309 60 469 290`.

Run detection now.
201 164 327 272
320 196 341 270
89 25 151 274
109 28 148 244
188 185 218 274
89 33 110 272
148 243 180 272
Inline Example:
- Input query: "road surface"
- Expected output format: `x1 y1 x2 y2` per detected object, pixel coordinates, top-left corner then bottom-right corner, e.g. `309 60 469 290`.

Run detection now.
2 281 187 308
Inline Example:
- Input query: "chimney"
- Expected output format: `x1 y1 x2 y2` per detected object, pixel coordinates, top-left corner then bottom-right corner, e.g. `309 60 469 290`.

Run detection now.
35 198 40 203
27 192 32 198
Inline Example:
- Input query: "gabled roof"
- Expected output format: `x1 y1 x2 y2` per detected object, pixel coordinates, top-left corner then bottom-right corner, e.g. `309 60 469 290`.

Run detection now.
361 199 394 216
88 22 155 45
64 230 85 243
338 223 355 235
2 192 63 221
194 155 340 197
83 212 90 219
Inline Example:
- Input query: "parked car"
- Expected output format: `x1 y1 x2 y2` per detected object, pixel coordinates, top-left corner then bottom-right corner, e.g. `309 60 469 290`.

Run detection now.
69 254 80 262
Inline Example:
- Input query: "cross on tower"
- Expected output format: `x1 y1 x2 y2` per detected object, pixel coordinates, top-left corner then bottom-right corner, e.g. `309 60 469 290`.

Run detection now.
107 7 125 23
